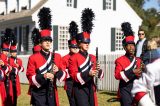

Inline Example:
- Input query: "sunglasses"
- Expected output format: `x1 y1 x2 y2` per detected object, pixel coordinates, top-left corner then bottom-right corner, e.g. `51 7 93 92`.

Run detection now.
138 33 144 35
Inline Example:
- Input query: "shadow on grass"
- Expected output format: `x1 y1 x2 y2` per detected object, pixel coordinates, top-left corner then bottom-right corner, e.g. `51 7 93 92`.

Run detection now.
99 91 120 103
99 91 117 96
107 97 120 102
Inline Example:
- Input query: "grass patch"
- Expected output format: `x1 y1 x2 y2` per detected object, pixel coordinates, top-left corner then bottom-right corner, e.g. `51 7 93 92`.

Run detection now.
17 84 120 106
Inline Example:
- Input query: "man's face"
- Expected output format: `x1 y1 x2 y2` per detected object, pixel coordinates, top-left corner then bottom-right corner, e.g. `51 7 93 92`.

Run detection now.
2 51 9 56
11 52 17 57
124 43 135 55
79 42 90 51
40 40 52 51
70 47 79 54
138 31 145 40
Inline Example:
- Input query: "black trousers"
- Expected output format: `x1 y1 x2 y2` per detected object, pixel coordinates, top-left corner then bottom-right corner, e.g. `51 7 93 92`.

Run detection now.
119 87 133 106
66 79 76 106
154 85 160 106
4 76 13 106
73 83 95 106
10 75 17 106
31 87 56 106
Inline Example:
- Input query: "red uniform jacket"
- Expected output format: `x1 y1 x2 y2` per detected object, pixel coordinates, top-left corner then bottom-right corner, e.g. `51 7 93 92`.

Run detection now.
62 54 71 79
0 53 14 105
0 53 11 106
114 54 142 99
0 53 10 75
8 57 24 96
0 69 6 106
26 51 66 106
69 51 104 106
115 55 141 82
62 54 71 90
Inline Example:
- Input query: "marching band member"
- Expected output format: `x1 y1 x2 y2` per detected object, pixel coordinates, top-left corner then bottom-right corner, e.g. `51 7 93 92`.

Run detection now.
131 72 155 106
114 22 142 106
1 28 14 106
0 62 6 106
69 8 104 106
26 7 66 106
8 35 24 106
62 21 79 106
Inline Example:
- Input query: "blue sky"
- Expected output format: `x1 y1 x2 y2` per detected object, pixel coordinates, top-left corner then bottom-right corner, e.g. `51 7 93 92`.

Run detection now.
143 0 160 10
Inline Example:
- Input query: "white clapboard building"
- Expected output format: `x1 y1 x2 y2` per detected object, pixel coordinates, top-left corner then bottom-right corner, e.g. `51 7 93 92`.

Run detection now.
0 0 142 55
0 0 142 90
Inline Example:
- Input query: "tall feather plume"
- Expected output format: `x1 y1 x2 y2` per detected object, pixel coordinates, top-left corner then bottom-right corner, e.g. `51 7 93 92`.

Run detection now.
31 28 40 45
1 35 5 49
1 35 7 45
38 7 52 30
121 22 134 38
2 28 11 44
10 31 17 46
2 28 15 45
69 21 78 39
81 8 95 34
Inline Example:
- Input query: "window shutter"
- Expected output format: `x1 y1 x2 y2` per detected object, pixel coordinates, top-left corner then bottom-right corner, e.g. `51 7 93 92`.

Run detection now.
19 26 22 52
29 0 31 9
26 25 29 51
53 25 58 50
113 0 116 11
6 0 8 14
14 27 17 35
17 0 19 12
111 28 115 51
103 0 106 10
74 0 77 8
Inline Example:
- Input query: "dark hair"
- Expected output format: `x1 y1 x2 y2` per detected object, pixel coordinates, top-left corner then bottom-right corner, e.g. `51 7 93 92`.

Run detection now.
138 28 145 33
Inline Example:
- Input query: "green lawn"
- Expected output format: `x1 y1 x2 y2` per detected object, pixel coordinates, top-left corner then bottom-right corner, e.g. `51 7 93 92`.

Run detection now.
17 84 120 106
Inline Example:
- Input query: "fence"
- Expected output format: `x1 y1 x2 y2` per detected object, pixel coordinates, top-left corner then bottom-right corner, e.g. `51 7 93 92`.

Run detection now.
98 53 123 91
18 53 123 91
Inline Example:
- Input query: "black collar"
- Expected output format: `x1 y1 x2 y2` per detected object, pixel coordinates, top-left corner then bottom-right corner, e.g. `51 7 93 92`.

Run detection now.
125 53 134 62
79 50 88 58
10 56 16 60
40 50 50 60
69 52 74 56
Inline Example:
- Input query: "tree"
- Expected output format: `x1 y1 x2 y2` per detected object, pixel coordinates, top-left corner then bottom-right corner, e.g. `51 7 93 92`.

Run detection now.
126 0 160 38
126 0 145 8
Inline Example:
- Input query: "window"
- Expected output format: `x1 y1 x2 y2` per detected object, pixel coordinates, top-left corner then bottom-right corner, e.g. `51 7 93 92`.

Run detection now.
66 0 77 8
103 0 116 11
57 25 70 50
67 0 72 7
18 25 29 54
115 28 123 51
111 28 123 51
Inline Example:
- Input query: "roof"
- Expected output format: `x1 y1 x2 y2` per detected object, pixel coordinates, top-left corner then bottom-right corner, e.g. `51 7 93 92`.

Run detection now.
0 0 48 22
